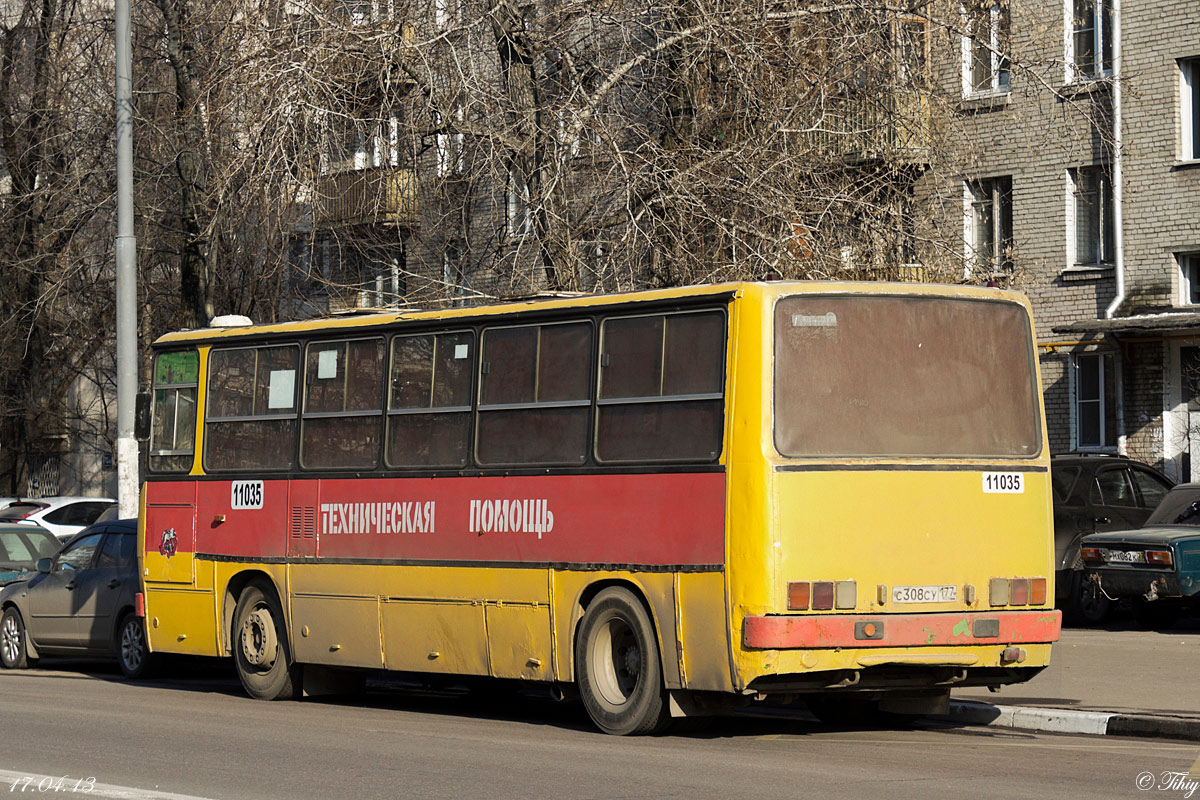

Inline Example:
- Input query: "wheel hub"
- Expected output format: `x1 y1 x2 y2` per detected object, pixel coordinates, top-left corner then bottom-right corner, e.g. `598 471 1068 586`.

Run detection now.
622 645 641 678
121 622 143 671
241 608 277 668
1 616 18 663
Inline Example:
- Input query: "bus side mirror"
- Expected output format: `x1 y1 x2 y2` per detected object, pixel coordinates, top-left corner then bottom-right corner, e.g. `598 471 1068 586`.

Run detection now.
36 558 52 574
135 392 151 441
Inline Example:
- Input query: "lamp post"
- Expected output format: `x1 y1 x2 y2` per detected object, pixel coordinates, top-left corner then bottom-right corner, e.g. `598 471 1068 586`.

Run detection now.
115 0 139 519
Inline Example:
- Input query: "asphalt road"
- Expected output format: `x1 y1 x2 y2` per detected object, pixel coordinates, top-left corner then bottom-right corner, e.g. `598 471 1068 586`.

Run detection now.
2 659 1197 800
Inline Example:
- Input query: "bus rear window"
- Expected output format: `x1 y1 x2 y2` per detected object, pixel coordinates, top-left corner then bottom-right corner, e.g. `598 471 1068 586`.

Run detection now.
774 295 1040 458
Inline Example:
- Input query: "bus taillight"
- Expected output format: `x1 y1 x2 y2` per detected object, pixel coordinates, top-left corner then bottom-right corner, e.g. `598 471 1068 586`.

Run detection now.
1030 578 1047 605
787 582 810 610
135 592 145 618
989 577 1049 607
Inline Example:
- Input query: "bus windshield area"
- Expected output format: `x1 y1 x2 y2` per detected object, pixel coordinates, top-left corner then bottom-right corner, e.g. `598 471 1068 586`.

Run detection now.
773 294 1040 459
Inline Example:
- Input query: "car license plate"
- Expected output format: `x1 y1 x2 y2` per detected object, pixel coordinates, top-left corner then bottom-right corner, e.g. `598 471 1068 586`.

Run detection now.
892 585 958 603
1104 549 1145 564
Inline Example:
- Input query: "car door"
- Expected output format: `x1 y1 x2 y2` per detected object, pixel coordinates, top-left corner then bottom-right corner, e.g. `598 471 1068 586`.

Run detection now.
24 531 105 649
77 531 136 651
1129 466 1173 527
1088 466 1146 533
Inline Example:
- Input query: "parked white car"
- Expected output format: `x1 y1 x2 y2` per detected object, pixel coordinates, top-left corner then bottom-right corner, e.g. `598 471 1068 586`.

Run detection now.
0 497 117 541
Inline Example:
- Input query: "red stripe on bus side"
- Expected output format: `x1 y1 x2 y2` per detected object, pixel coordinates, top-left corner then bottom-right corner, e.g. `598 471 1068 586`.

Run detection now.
742 610 1063 650
145 472 727 567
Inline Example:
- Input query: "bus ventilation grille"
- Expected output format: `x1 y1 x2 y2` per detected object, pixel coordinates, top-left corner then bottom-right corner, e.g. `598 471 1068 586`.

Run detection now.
290 507 317 540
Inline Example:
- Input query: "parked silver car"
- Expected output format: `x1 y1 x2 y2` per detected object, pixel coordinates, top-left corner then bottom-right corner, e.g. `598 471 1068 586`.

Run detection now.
0 519 152 678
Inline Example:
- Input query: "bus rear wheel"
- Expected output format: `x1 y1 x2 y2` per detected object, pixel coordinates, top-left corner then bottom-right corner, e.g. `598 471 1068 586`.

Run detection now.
233 582 301 700
575 587 669 736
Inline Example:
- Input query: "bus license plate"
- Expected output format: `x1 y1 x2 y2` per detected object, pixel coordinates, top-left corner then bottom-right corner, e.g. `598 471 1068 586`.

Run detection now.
892 585 958 604
1104 549 1144 564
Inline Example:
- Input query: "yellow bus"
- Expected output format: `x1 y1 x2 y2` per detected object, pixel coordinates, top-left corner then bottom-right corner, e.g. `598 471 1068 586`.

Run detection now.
139 281 1060 734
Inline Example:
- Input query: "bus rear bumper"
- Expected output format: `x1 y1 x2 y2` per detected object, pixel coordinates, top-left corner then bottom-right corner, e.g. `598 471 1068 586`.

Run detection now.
742 609 1062 651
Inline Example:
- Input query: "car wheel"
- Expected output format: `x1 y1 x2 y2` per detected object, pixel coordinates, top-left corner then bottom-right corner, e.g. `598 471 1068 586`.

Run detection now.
1 607 32 670
117 612 156 679
575 587 669 736
1065 570 1112 626
232 581 301 701
1132 599 1182 631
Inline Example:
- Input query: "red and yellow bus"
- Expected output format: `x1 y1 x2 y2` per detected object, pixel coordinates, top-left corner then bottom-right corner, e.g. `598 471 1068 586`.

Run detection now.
140 281 1060 734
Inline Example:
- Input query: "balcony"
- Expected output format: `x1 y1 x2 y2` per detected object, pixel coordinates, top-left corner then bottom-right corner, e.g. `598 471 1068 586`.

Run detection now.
313 167 417 228
800 90 930 162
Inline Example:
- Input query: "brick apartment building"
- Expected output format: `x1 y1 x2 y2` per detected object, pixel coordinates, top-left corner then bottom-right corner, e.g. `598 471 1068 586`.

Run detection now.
294 1 1199 477
931 0 1200 479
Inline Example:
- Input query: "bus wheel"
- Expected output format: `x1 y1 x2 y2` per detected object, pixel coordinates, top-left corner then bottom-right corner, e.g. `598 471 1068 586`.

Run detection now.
233 582 301 700
575 587 669 736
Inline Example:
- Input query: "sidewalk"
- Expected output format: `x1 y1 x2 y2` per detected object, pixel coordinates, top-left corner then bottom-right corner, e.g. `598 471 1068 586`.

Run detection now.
945 620 1200 740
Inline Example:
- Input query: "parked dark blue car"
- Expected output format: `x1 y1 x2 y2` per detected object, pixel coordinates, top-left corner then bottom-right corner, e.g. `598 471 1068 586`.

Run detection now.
1082 483 1200 629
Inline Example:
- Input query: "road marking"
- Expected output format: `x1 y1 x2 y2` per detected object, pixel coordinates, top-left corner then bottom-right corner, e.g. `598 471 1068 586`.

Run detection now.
0 770 219 800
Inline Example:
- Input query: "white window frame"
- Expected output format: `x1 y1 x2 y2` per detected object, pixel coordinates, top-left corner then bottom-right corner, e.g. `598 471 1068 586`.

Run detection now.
1179 253 1200 306
1067 166 1113 269
435 104 465 178
434 0 460 29
506 169 532 236
1073 353 1106 450
1181 58 1200 162
1065 0 1112 83
961 1 1010 96
965 176 1013 274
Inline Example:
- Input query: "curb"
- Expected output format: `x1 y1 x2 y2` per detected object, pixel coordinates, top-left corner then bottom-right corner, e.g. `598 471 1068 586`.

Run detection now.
946 700 1200 741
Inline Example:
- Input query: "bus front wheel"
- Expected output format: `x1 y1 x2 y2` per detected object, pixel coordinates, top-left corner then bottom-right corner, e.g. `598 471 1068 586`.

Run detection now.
232 582 301 700
575 587 669 736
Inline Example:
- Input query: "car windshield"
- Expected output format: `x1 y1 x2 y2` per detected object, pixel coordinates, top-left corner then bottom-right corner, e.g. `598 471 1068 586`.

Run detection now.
0 529 59 569
1144 487 1200 526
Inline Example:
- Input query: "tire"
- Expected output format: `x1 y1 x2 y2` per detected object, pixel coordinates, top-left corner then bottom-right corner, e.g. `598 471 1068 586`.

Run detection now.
232 582 301 700
575 587 669 736
1 607 31 670
1132 599 1182 631
1064 570 1112 626
116 613 156 679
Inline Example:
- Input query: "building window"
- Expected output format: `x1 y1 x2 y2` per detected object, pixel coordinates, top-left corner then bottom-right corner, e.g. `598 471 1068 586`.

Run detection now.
506 169 531 236
1180 253 1200 306
1070 167 1114 268
1181 58 1200 161
967 176 1013 273
435 101 465 177
434 0 461 28
442 239 467 298
1069 0 1112 81
1074 353 1105 449
964 0 1010 95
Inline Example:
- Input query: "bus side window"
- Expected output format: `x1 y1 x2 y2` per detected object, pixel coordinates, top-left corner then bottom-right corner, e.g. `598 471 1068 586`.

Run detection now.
596 310 725 463
387 332 473 468
476 322 592 466
206 345 300 471
301 338 385 470
149 350 199 472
